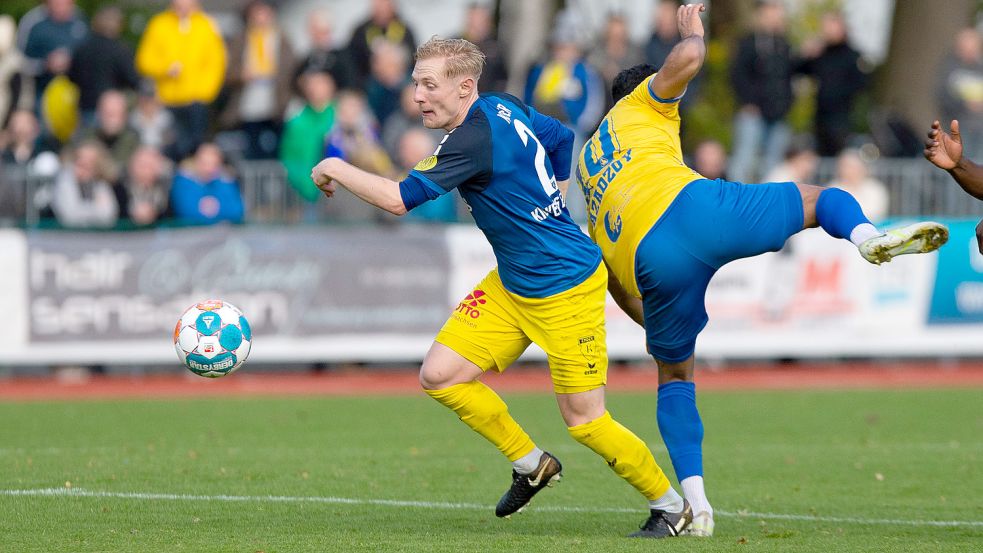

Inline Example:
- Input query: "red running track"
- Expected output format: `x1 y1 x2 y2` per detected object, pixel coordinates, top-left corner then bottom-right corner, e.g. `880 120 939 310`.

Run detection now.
2 362 983 401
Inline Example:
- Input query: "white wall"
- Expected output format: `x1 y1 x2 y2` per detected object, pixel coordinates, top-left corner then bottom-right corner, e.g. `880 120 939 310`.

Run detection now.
279 0 482 54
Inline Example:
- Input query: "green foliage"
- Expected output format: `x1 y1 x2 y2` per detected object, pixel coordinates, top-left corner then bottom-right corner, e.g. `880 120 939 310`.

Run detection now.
682 0 883 149
1 388 980 551
784 0 840 136
4 1 117 23
785 0 844 45
682 38 735 151
3 1 164 47
1 0 44 22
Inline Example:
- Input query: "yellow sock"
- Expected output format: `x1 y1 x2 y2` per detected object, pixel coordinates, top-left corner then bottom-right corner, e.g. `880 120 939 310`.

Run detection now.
425 381 536 462
567 411 671 500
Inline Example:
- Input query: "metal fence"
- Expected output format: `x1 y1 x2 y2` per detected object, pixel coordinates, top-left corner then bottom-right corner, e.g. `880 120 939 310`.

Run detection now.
3 157 983 228
237 160 304 224
814 157 983 219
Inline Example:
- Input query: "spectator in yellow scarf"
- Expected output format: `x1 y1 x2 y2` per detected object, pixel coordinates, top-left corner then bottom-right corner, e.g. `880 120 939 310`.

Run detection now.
221 0 295 160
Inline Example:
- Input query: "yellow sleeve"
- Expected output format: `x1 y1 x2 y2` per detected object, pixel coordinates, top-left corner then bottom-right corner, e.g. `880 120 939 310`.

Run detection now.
627 75 681 122
135 15 169 80
196 17 227 103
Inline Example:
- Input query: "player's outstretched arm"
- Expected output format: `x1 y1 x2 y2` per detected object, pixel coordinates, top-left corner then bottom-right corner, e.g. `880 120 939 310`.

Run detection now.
925 119 983 201
650 3 707 101
606 266 644 328
311 157 407 215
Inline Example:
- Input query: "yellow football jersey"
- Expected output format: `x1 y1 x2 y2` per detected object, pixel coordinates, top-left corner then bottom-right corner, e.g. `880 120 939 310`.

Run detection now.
576 75 702 298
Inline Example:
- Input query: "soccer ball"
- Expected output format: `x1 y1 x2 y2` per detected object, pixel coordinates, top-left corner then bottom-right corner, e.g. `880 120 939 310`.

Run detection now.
173 300 252 378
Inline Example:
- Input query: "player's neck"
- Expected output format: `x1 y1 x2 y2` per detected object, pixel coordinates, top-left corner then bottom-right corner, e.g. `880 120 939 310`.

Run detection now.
444 92 479 131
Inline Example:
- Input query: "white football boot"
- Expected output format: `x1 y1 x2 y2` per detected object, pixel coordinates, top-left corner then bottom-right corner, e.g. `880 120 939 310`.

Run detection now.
858 221 948 265
680 510 714 537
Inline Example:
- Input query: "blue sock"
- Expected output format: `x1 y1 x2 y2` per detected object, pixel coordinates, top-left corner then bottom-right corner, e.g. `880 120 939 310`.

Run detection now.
657 381 703 481
815 187 873 240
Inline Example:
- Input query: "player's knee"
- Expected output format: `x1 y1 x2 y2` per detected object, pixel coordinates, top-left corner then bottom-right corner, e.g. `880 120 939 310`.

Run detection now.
418 360 480 390
657 361 692 382
418 364 448 390
797 183 823 228
556 387 606 427
418 342 483 390
649 341 696 373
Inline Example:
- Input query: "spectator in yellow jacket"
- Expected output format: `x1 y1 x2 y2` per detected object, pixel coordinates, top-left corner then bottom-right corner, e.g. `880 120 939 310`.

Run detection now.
136 0 226 161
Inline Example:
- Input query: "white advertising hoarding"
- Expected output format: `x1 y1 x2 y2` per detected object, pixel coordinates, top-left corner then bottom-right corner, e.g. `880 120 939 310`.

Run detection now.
1 222 980 367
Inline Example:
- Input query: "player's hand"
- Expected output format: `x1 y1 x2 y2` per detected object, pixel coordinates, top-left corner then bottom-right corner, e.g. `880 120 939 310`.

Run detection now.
677 2 706 40
311 158 338 197
924 119 962 170
976 217 983 255
316 178 337 197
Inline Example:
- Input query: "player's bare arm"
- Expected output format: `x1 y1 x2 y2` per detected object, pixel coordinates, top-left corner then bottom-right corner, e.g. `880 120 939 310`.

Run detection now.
925 119 983 200
606 266 645 327
649 3 707 101
557 179 570 198
311 157 408 216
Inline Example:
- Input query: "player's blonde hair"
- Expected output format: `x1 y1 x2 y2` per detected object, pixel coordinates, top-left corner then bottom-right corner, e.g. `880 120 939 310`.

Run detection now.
415 36 485 82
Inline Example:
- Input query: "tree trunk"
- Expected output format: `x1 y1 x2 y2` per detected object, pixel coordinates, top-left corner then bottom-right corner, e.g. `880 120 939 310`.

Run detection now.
877 0 975 129
497 0 559 96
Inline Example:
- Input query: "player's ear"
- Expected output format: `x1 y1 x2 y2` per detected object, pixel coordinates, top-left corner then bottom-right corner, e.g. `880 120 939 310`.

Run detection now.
459 76 475 98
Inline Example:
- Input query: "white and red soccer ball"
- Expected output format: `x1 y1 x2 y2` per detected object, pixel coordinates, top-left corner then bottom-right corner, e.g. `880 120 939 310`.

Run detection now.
173 300 252 378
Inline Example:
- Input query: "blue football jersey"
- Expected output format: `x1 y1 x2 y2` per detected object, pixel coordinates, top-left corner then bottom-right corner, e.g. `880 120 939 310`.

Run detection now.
400 93 601 298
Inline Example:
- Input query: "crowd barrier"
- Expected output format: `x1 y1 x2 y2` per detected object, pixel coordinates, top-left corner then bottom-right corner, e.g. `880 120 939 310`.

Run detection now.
4 158 983 229
1 219 982 368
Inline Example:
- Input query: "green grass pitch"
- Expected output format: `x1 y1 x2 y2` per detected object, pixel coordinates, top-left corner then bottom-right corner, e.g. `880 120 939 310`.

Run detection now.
1 388 980 552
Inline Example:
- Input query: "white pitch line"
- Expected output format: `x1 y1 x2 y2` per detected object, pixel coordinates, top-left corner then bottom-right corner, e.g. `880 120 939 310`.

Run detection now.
2 488 981 529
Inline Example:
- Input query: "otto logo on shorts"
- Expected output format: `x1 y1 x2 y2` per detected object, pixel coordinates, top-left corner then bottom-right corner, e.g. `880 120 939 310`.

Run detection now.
455 289 487 319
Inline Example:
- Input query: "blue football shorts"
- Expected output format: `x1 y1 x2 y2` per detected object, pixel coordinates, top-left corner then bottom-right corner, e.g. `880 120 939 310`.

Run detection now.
634 178 804 362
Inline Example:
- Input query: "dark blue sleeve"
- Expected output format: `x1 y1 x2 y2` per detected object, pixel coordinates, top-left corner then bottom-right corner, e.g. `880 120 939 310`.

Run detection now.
399 173 445 211
398 115 492 211
324 136 345 160
529 107 575 181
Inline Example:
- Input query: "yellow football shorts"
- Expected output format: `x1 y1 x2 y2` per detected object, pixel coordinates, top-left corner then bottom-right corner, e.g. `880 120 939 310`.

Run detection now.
435 263 608 393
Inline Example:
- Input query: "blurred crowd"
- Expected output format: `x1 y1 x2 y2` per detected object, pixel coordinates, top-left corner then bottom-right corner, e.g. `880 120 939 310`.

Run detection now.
0 0 981 229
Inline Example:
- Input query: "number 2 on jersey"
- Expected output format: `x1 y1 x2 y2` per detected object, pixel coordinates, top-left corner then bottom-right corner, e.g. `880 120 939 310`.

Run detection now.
513 119 558 197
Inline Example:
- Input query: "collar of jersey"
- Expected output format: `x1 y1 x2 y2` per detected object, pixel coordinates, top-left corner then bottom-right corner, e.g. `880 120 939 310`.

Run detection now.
465 96 484 118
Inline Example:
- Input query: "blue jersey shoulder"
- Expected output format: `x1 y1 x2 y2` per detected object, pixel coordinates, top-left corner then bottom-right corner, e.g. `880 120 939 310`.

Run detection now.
402 107 493 200
480 92 532 118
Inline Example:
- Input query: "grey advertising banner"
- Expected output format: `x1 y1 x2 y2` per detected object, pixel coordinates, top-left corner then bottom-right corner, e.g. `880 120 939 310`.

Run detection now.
26 226 451 342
